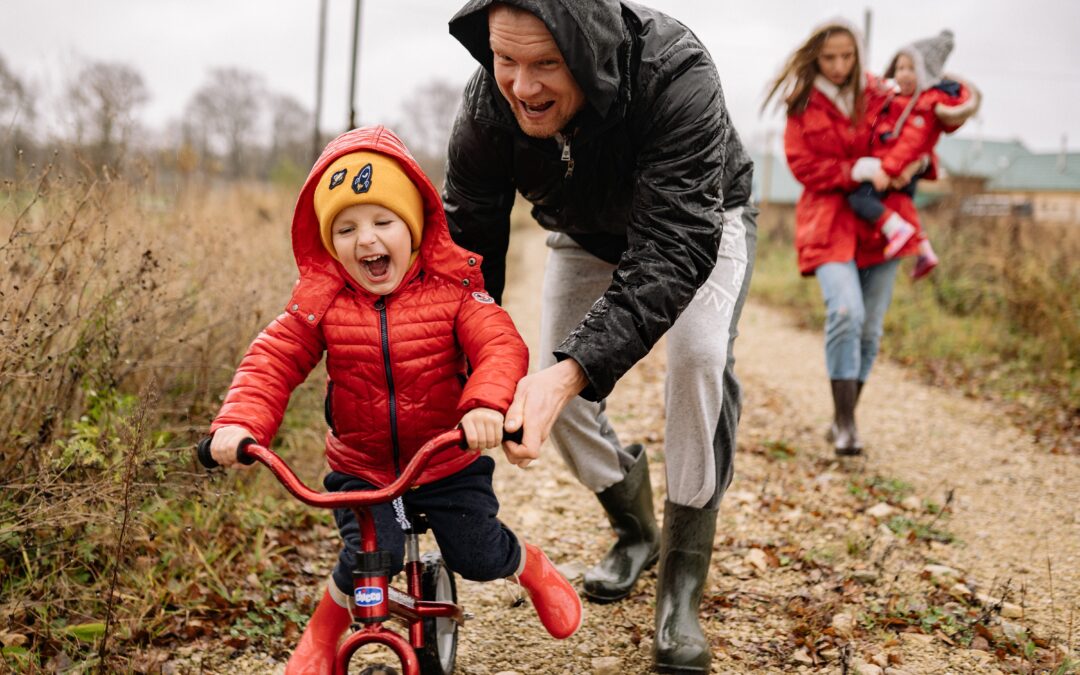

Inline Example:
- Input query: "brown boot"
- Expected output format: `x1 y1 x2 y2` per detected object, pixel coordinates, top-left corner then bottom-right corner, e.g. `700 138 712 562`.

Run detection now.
826 381 863 442
831 379 863 456
286 587 352 675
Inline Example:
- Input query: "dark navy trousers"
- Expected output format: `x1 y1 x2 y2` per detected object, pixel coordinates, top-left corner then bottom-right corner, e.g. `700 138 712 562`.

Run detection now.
324 455 521 596
848 177 921 225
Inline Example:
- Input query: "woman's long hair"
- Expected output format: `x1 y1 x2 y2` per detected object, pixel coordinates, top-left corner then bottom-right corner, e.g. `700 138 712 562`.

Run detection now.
762 22 864 121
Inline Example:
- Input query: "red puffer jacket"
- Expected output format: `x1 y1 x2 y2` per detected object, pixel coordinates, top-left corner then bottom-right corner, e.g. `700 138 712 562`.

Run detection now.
785 79 923 275
211 126 528 486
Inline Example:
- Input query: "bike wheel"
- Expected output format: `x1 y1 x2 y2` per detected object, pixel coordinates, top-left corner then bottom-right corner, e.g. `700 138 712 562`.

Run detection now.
416 551 458 675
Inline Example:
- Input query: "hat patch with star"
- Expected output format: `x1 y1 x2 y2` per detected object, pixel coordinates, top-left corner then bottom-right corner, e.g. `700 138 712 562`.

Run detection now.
328 168 347 190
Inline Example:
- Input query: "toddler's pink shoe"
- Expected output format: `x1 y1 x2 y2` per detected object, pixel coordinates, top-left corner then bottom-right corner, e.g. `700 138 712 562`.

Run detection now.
911 250 939 281
881 213 916 259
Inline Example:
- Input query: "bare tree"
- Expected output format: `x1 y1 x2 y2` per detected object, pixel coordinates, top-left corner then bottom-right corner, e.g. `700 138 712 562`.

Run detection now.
268 93 312 180
394 79 464 183
66 60 149 169
185 68 265 178
1 54 34 131
0 53 36 176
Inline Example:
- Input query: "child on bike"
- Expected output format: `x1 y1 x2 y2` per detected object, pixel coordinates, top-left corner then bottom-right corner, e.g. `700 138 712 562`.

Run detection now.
848 29 979 278
208 125 582 673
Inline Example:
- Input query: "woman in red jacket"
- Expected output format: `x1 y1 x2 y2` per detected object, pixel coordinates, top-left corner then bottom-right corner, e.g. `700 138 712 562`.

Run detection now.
207 126 581 672
764 21 925 456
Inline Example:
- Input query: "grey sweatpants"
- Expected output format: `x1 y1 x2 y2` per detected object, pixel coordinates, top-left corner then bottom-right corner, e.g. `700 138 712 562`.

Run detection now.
539 207 757 509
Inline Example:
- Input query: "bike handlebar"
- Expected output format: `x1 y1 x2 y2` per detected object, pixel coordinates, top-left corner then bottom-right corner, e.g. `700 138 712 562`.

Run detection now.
196 428 525 509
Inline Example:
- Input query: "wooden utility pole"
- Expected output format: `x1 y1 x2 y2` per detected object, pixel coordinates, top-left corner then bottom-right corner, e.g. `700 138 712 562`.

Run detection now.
863 8 873 64
761 129 775 209
348 0 363 130
312 0 328 162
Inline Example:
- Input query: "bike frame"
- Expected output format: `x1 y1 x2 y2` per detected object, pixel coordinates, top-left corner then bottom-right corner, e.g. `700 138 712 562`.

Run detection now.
234 429 468 675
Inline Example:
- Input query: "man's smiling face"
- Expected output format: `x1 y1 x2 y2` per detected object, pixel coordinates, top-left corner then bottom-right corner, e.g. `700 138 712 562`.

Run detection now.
488 4 586 139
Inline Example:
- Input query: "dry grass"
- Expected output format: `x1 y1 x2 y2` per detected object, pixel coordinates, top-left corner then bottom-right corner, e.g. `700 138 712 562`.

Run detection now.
0 159 304 669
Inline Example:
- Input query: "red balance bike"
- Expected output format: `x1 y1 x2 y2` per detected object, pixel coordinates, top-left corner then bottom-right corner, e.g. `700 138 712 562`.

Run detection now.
197 428 522 675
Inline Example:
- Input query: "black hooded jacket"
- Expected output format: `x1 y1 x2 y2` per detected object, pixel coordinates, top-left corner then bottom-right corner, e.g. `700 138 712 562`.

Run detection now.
444 0 754 400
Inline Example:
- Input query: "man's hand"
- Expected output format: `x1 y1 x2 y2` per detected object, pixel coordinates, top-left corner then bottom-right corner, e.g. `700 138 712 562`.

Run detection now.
210 425 256 468
502 359 588 468
459 407 505 450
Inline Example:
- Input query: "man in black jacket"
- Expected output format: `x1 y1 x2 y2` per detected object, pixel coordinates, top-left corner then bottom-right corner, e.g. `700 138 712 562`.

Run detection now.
444 2 755 670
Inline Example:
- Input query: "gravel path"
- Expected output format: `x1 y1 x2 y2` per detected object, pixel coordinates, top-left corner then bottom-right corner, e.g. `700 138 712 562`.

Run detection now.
185 222 1077 674
736 294 1080 642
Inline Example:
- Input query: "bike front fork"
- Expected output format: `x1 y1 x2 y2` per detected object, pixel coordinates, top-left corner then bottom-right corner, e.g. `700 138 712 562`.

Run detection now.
335 532 425 674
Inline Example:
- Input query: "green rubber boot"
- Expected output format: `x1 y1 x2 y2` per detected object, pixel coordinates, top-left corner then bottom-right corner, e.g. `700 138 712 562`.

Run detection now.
582 444 660 603
652 501 717 673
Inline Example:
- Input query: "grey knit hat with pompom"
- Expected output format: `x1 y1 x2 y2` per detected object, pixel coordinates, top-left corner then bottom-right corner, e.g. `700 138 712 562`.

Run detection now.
886 29 954 90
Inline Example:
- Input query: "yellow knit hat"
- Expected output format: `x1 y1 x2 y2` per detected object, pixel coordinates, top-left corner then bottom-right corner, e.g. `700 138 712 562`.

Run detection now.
313 151 425 260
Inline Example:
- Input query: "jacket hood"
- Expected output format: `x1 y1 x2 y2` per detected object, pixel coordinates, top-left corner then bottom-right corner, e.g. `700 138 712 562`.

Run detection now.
288 126 484 320
811 16 868 89
448 0 626 119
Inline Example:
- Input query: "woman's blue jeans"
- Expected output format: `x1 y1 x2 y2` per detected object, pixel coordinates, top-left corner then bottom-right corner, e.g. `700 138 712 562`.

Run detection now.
814 259 901 381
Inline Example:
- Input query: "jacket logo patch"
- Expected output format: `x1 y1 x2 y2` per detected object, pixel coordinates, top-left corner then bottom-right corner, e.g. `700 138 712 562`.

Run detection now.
912 116 926 127
471 291 495 304
352 163 373 194
328 168 347 190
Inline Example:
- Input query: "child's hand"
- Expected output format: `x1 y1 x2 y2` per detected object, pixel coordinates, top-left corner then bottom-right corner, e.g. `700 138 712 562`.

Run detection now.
210 425 256 468
892 155 928 189
871 168 891 192
459 408 504 450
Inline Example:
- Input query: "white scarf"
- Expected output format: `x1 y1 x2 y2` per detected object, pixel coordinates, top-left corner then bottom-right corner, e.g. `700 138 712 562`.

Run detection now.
813 74 855 119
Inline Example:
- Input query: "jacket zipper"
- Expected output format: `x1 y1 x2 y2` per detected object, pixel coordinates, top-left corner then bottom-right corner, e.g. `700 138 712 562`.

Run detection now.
374 297 402 476
555 130 575 179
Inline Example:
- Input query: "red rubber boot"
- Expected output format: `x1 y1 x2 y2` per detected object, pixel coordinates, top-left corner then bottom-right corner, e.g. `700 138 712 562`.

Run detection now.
285 588 352 674
516 542 583 639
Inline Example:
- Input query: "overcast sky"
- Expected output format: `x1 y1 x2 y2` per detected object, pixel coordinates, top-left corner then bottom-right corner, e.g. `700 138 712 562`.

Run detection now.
3 0 1078 154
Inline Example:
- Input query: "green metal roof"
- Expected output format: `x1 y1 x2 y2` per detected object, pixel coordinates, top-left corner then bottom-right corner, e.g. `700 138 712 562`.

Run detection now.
936 136 1031 178
986 152 1080 192
748 138 1079 201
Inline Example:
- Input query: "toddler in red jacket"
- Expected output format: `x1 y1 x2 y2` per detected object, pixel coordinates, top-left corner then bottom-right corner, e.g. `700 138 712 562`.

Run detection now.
208 126 582 672
848 29 980 279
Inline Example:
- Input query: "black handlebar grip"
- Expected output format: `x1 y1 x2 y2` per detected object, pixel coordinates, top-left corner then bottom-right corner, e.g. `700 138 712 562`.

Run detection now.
197 436 257 469
197 437 218 469
236 438 257 465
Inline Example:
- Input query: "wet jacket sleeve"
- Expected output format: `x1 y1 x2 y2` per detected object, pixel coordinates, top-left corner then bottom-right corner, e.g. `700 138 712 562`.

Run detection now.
454 295 529 414
210 312 326 446
784 113 859 193
554 50 729 400
443 77 517 304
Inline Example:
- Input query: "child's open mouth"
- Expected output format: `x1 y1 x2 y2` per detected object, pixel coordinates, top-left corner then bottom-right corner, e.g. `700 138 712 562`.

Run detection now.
361 254 390 278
